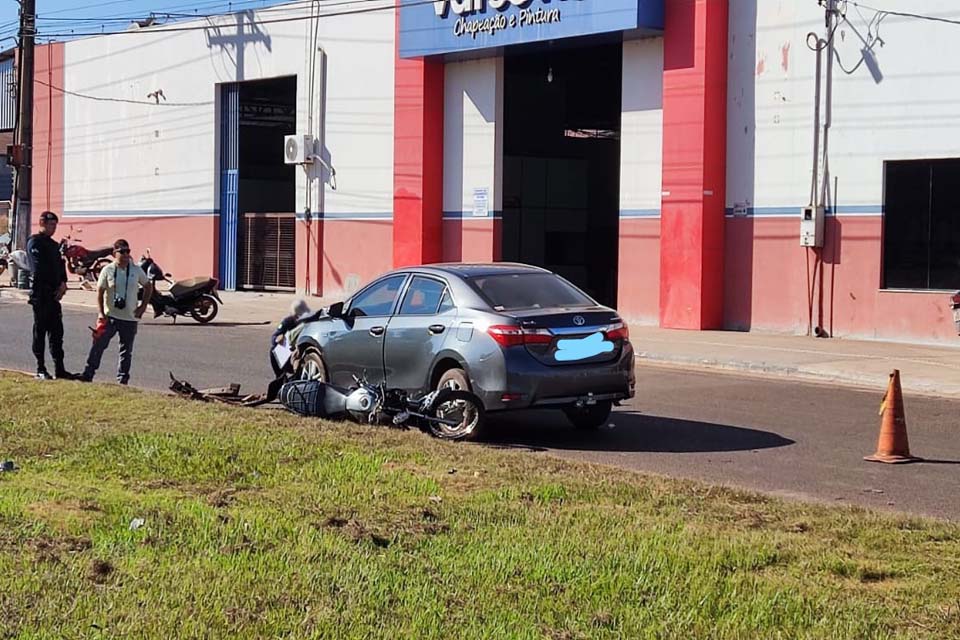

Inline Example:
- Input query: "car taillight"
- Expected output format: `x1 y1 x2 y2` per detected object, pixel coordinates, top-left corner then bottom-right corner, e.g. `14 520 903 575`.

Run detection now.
487 325 553 347
952 292 960 305
604 321 630 341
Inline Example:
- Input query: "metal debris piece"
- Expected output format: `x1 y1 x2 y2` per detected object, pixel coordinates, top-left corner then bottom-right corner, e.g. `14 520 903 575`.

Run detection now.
0 460 16 473
169 372 268 407
199 384 242 397
129 517 145 531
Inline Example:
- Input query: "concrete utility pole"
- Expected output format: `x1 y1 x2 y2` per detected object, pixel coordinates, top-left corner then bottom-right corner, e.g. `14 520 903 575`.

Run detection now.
12 0 36 274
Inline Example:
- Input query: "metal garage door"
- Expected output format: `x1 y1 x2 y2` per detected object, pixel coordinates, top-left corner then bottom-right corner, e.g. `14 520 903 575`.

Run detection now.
238 212 296 290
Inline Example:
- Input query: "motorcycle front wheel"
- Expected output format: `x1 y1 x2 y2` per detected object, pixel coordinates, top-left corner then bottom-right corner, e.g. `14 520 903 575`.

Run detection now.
190 294 219 324
424 389 485 441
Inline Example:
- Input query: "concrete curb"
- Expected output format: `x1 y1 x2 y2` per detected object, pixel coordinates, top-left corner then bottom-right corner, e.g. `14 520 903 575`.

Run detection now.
636 351 960 399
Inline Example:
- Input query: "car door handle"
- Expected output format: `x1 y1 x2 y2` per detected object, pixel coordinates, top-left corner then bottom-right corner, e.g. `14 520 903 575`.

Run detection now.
369 326 385 337
428 324 446 335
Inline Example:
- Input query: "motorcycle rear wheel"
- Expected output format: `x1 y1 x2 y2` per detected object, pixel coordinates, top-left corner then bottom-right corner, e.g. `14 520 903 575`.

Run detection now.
190 294 219 324
425 389 485 441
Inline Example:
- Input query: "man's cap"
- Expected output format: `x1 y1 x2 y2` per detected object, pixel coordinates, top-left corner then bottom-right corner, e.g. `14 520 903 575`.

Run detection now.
39 211 59 223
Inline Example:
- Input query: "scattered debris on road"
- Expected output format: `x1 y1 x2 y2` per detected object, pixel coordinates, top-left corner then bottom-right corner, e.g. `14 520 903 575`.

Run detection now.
168 373 269 407
0 460 16 473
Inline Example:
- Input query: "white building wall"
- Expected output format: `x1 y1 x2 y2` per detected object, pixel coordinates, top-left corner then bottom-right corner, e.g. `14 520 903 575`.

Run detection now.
61 1 395 218
443 57 503 217
727 0 960 214
620 37 664 217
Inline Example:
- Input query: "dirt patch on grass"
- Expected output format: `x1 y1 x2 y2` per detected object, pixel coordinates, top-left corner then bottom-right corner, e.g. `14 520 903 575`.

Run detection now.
27 535 92 563
87 558 114 584
206 487 241 508
24 499 103 532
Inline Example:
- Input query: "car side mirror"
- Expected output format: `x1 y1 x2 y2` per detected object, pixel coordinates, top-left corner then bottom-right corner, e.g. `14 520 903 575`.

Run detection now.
327 301 345 318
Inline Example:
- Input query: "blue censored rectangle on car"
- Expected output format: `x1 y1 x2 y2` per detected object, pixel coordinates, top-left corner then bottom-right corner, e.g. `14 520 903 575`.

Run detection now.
554 332 615 362
399 0 664 58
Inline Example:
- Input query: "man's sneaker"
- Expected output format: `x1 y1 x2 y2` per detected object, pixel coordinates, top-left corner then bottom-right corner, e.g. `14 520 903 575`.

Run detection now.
77 373 93 383
35 370 52 381
54 368 77 381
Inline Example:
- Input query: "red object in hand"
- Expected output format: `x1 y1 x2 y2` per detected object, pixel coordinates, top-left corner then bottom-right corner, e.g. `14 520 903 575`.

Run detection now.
90 317 108 341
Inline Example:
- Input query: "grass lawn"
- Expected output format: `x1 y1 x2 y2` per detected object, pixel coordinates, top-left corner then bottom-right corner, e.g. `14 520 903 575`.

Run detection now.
0 372 958 639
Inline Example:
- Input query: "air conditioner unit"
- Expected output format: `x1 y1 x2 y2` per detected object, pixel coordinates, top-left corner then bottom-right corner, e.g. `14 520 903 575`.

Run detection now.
284 134 315 165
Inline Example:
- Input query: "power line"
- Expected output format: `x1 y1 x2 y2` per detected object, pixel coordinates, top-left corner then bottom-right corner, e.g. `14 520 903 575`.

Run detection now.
35 77 213 107
36 0 409 39
848 1 960 28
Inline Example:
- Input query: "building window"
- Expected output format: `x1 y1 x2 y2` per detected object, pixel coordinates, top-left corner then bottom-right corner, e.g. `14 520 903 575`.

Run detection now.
883 159 960 290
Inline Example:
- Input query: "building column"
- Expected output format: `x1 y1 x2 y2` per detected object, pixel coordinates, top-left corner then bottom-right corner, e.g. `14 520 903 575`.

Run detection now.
659 0 728 329
442 57 503 264
393 10 444 268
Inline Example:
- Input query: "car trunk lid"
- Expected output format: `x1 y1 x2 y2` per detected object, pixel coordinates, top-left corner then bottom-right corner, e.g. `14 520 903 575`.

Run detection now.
506 307 626 366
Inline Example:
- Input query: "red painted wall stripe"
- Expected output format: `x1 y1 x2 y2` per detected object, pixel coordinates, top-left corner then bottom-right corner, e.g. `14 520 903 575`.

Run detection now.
659 0 728 329
393 9 444 268
32 42 65 220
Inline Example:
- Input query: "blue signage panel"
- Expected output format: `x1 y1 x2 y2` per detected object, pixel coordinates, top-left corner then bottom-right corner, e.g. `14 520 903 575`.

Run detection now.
399 0 664 59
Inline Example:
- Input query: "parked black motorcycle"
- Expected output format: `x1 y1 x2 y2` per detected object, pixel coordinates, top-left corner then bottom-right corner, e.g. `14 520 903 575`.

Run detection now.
279 373 485 440
138 251 222 324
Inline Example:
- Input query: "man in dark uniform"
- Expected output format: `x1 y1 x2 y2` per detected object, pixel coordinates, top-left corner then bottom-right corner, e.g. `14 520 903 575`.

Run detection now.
27 211 75 380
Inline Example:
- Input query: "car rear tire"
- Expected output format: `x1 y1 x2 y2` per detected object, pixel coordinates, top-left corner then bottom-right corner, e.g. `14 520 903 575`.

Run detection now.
563 401 612 430
436 367 471 392
298 350 328 383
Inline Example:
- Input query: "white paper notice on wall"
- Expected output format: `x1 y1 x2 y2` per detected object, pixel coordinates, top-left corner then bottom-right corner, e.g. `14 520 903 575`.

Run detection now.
472 187 489 218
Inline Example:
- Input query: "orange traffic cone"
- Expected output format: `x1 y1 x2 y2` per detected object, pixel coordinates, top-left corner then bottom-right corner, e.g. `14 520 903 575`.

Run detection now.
864 370 922 464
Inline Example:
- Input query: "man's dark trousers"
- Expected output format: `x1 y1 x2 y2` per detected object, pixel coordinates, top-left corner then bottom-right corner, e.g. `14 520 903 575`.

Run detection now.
30 297 65 371
83 317 139 385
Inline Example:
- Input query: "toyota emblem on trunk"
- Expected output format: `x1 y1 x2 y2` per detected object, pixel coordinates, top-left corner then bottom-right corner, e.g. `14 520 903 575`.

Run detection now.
573 315 586 326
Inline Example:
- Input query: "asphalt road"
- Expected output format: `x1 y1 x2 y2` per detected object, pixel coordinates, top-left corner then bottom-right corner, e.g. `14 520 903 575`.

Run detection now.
2 299 958 520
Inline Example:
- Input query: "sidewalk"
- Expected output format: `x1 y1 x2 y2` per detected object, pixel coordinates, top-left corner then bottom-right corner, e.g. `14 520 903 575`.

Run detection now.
0 284 336 325
632 326 960 398
4 283 960 398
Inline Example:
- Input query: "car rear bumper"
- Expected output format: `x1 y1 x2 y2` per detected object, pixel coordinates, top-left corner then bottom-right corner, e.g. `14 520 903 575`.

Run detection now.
474 342 636 412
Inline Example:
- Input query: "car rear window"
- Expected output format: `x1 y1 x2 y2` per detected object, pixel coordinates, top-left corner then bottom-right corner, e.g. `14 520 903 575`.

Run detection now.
468 273 594 311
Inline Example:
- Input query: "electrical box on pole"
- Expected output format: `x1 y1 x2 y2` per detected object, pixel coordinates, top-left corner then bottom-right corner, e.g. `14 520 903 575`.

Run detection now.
801 205 825 248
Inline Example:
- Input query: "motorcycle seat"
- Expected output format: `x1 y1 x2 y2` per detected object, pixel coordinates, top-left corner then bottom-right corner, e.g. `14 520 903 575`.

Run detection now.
170 277 215 299
87 247 114 261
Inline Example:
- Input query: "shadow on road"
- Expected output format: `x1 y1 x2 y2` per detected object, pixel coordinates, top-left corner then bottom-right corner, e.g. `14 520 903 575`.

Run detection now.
483 410 795 454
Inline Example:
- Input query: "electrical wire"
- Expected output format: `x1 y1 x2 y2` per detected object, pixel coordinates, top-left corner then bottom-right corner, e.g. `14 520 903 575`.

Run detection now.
35 0 414 40
848 1 960 28
35 77 213 106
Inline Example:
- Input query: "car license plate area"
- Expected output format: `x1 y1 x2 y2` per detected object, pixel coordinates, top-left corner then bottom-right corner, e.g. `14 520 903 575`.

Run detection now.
953 307 960 324
553 332 615 363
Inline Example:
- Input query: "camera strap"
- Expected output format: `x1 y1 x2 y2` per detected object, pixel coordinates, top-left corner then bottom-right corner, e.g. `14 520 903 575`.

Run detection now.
116 264 131 303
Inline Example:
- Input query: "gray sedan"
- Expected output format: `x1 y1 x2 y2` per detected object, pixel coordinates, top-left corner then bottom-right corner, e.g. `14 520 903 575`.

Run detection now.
295 263 635 440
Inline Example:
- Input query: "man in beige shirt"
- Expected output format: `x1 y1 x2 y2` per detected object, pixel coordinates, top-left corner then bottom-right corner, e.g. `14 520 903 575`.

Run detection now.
79 239 154 385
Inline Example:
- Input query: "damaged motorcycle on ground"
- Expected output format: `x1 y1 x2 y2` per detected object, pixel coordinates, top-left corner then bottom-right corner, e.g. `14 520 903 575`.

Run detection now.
279 373 485 441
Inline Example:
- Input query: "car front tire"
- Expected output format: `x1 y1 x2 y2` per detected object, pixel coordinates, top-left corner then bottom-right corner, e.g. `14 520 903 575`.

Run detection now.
298 350 328 383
